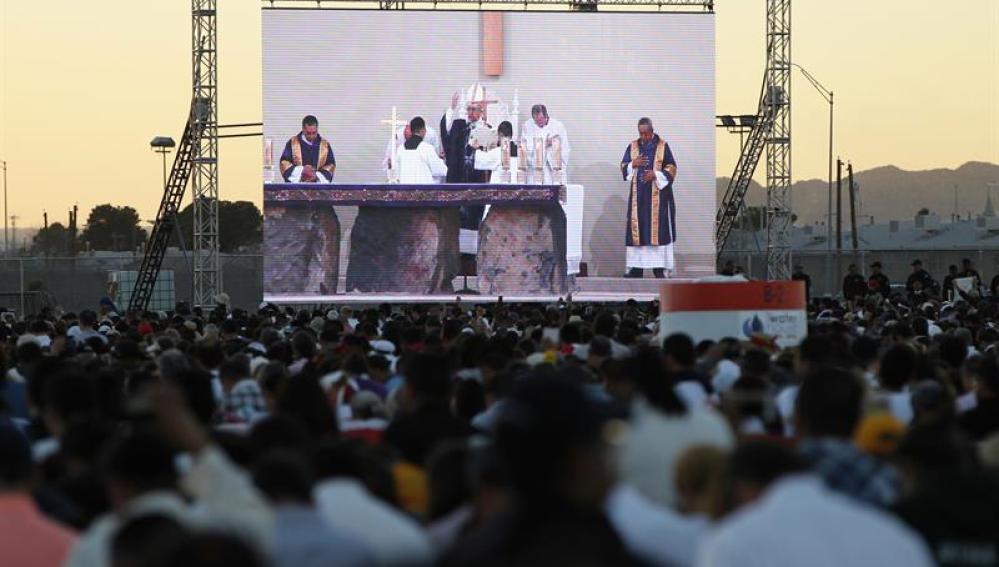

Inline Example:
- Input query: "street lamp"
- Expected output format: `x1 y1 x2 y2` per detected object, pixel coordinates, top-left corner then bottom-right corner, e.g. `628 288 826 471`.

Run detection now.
150 136 177 190
790 64 834 250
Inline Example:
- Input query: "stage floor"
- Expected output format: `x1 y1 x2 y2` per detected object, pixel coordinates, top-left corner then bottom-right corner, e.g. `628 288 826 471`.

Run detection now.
265 276 688 304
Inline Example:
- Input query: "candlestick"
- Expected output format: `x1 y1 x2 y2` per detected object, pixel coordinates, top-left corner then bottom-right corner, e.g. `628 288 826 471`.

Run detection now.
534 137 544 184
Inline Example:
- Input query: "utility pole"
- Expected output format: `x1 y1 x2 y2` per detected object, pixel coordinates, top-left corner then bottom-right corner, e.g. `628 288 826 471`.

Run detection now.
9 215 18 255
69 205 78 256
836 158 843 251
953 184 959 222
2 161 7 255
828 91 834 249
848 162 858 251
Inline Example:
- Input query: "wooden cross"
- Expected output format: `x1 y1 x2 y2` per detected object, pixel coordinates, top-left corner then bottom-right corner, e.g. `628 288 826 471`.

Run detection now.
482 13 504 77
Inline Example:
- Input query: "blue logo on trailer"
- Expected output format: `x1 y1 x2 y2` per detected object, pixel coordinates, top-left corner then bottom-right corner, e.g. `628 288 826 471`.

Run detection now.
742 314 764 337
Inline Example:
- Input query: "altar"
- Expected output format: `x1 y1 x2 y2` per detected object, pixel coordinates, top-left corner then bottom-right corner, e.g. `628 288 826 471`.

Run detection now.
262 182 584 298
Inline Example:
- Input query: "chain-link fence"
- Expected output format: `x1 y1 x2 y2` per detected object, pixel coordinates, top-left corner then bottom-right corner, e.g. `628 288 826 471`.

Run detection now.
0 253 262 315
5 249 992 314
720 248 999 297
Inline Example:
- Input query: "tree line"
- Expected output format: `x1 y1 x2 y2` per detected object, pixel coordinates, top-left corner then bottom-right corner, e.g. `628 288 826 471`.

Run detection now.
31 201 262 255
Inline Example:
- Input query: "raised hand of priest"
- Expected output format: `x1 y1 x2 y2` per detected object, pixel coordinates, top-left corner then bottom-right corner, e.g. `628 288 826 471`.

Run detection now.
631 155 649 168
451 91 460 109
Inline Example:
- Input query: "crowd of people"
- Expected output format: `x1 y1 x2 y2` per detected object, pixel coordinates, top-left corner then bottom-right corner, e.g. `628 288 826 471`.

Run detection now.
1 281 998 567
786 257 993 305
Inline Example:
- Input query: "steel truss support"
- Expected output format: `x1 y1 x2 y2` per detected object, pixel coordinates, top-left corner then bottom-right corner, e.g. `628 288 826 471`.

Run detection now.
715 0 791 280
268 0 712 10
764 0 791 280
192 0 221 308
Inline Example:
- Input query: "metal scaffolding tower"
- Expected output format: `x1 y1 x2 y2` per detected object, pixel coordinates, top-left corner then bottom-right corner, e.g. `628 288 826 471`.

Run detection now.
715 0 791 280
763 0 792 280
191 0 221 308
131 0 221 312
128 115 205 312
715 89 772 256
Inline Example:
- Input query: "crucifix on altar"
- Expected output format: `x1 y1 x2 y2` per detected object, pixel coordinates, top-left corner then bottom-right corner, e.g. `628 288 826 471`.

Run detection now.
380 106 408 183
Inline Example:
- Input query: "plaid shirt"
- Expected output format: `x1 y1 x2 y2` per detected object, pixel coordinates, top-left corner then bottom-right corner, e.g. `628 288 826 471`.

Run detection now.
222 379 267 423
799 438 901 507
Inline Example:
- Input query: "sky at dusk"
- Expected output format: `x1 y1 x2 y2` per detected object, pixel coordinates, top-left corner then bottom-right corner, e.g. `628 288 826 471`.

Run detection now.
1 0 997 229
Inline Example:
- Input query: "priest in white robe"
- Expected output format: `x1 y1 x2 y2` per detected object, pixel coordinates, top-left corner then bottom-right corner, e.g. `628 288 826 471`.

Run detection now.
520 104 570 185
471 120 518 224
472 121 518 183
384 123 443 180
394 117 448 184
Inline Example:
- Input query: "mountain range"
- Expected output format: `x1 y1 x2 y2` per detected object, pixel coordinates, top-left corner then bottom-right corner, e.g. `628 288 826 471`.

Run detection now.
717 161 999 226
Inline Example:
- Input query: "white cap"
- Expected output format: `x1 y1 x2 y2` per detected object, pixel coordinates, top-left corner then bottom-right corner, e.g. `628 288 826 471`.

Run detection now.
370 339 396 355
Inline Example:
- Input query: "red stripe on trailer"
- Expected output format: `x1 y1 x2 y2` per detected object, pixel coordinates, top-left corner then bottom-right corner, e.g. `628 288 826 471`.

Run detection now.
660 281 807 312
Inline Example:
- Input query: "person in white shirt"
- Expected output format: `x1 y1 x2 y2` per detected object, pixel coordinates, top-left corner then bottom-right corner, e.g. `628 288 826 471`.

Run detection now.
394 117 448 185
252 452 375 567
697 441 934 567
607 484 709 567
521 104 570 184
65 386 273 567
616 351 735 508
312 441 433 567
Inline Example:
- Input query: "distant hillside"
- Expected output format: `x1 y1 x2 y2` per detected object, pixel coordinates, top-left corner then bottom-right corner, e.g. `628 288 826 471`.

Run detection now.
717 161 999 225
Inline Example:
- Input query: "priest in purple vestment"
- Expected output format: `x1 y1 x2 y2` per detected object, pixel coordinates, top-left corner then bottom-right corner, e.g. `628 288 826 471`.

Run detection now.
619 117 678 279
280 115 336 183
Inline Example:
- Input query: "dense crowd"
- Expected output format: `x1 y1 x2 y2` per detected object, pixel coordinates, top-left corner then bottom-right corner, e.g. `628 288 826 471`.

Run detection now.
1 283 998 567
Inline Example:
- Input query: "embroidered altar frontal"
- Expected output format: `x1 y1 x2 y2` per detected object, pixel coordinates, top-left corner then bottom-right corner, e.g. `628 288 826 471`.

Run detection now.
264 183 563 207
263 183 570 298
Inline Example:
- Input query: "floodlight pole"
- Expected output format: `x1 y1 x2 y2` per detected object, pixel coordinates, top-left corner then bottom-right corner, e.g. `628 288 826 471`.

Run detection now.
153 147 173 190
791 63 833 251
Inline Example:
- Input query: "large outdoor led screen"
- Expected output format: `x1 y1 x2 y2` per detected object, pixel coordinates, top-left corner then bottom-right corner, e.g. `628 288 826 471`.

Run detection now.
262 8 715 300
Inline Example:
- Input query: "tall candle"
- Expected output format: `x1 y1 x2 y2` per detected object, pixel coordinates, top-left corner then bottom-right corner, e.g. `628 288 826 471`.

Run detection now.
550 135 562 171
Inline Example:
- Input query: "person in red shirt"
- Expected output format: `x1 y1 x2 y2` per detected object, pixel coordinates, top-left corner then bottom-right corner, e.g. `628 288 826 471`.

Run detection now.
0 425 77 567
